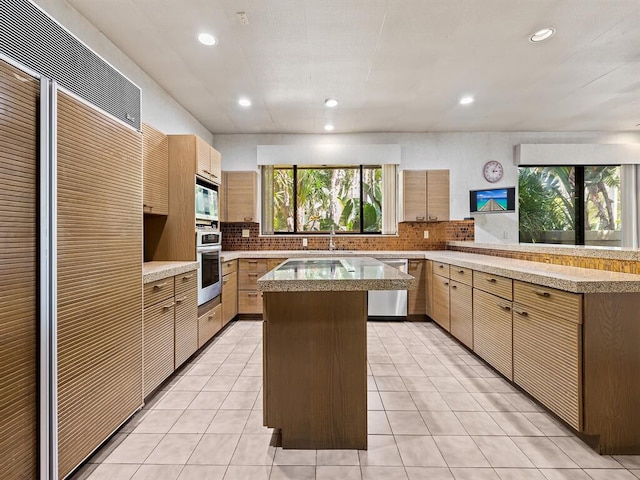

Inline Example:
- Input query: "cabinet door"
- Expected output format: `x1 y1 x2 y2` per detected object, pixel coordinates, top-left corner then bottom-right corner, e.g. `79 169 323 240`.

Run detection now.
222 271 238 325
473 289 513 380
225 171 258 222
450 281 473 349
407 259 426 315
175 281 198 369
426 170 449 221
239 291 263 314
210 146 222 184
400 170 427 221
513 305 582 430
198 303 222 347
143 301 175 396
425 260 434 317
0 59 39 479
141 123 168 215
196 136 211 180
431 274 450 331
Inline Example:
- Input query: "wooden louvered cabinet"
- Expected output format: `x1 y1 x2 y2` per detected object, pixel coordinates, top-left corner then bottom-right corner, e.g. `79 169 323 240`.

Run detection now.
398 169 450 222
222 260 238 326
431 270 450 331
472 288 513 380
450 281 473 349
198 301 222 347
0 59 39 479
222 171 258 222
143 298 175 396
407 259 426 316
196 136 222 184
57 91 143 479
512 281 582 430
174 272 198 368
141 123 168 215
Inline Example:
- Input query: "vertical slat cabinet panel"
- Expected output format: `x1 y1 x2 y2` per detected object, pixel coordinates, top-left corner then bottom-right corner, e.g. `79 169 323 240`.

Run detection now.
0 60 39 479
196 136 211 180
224 171 258 222
210 146 222 184
431 274 450 331
57 92 143 479
175 275 198 368
450 281 473 349
407 260 426 316
426 169 450 221
222 271 238 325
399 170 427 221
473 289 513 380
425 260 434 318
198 303 222 347
141 123 168 215
143 302 175 396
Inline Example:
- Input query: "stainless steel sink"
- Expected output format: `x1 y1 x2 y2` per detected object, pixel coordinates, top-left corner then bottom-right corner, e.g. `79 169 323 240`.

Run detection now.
278 259 355 272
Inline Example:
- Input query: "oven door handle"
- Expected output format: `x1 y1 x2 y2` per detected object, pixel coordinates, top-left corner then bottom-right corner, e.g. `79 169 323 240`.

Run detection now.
197 246 222 253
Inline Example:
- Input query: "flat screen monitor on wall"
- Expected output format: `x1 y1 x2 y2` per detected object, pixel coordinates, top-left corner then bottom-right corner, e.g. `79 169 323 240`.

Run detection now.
470 187 516 213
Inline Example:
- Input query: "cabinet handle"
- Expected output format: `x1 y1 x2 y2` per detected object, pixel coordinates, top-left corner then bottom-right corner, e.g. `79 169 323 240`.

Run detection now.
244 217 253 221
223 279 228 284
498 303 511 312
176 297 187 303
248 260 258 264
153 282 168 289
534 289 550 298
162 302 175 310
248 293 258 297
451 284 457 290
248 273 258 277
457 269 465 274
428 215 438 221
182 274 194 280
514 308 528 317
415 216 425 221
486 277 497 283
443 281 449 286
409 261 419 267
208 315 214 320
438 264 444 269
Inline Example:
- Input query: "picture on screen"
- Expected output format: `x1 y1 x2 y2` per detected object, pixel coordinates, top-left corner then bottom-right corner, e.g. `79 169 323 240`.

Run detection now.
469 187 515 213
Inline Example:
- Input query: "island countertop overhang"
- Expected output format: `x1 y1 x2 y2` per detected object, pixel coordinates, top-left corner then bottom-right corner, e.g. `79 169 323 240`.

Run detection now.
257 257 416 292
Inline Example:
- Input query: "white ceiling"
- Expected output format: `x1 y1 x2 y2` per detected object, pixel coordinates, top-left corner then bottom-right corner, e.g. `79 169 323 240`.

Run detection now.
66 0 640 134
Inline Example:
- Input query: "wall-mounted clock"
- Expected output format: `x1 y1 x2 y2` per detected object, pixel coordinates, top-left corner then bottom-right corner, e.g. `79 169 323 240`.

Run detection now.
483 160 504 183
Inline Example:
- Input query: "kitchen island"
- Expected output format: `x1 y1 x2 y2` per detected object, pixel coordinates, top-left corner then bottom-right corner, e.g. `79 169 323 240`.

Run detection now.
257 257 415 449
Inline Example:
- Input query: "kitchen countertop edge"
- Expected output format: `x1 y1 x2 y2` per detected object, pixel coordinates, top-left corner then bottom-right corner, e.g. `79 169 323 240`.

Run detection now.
143 261 199 284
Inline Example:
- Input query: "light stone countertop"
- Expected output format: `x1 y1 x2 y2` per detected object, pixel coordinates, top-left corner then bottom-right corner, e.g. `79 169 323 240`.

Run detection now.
448 241 640 262
424 251 640 293
221 250 426 262
257 257 417 292
143 261 199 284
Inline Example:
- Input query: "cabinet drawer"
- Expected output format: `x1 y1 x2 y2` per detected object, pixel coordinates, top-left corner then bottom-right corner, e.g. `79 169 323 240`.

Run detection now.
514 281 582 324
433 262 450 278
450 265 472 286
174 270 197 295
222 260 237 276
198 303 222 348
238 290 263 314
473 271 513 301
239 258 267 272
513 304 582 430
473 289 513 380
450 281 473 349
143 300 175 396
144 278 175 308
238 270 263 290
175 287 198 368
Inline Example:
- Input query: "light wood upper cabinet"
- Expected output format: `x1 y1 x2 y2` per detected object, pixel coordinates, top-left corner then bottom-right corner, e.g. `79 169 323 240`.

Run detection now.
142 123 169 215
210 147 222 183
223 171 258 223
196 136 222 184
399 169 450 222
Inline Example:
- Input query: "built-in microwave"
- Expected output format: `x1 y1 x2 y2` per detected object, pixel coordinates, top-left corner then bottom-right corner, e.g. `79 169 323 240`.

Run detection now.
195 183 218 222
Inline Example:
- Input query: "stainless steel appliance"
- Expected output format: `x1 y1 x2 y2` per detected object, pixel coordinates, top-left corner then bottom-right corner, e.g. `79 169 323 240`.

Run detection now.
368 259 408 319
195 183 218 223
196 230 222 305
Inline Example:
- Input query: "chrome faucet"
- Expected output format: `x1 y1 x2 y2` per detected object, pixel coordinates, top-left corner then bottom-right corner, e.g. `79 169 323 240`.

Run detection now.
328 225 336 251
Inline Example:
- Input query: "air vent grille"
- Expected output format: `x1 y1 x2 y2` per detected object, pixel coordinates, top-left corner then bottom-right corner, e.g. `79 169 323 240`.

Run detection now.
0 0 141 129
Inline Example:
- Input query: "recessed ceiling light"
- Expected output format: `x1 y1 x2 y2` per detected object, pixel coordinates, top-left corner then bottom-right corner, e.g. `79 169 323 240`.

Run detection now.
324 124 335 131
238 98 252 107
324 98 339 108
459 96 474 105
197 33 217 46
530 28 555 43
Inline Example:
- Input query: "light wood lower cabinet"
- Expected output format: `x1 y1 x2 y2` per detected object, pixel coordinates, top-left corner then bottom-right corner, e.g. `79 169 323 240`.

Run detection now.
450 281 473 349
143 300 175 395
472 289 513 380
198 302 222 347
174 275 198 369
408 259 426 316
222 270 238 325
237 258 280 315
513 303 582 430
431 274 450 331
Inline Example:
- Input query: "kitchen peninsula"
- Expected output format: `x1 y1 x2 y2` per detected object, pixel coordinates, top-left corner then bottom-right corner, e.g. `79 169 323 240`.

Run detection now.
257 257 416 449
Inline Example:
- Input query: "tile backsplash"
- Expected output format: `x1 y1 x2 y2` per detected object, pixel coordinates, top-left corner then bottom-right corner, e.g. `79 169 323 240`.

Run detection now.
222 220 474 251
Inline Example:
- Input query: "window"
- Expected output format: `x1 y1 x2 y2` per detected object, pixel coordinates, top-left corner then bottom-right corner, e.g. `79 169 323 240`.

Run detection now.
518 166 621 246
263 165 384 234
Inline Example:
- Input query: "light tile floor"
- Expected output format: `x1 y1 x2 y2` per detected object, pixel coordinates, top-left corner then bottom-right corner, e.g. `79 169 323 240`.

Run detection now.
73 320 640 480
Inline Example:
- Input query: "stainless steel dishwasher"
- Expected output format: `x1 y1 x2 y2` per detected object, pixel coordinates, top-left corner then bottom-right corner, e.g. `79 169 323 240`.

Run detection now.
368 259 408 319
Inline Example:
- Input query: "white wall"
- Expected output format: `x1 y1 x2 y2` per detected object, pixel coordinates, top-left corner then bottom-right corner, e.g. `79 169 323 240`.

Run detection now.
213 131 640 243
32 0 213 142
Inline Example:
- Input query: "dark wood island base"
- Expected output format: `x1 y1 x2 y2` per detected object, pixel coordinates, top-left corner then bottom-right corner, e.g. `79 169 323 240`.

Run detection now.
263 290 368 449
